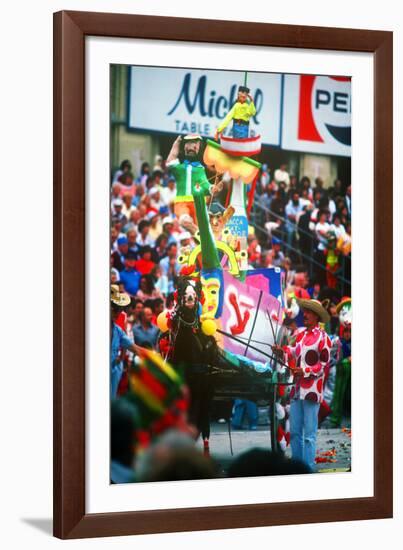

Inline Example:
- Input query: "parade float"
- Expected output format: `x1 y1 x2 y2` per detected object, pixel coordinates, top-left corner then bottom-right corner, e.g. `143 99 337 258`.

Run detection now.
153 75 295 453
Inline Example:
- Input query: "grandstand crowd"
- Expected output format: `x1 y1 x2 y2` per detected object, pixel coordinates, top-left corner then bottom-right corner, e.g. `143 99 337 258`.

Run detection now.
111 155 351 352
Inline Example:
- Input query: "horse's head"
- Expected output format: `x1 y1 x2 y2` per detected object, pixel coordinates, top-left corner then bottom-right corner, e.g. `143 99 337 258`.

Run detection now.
175 275 203 323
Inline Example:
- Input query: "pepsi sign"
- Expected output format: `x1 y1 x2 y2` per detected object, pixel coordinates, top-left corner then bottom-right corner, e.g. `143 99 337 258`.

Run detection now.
281 74 351 157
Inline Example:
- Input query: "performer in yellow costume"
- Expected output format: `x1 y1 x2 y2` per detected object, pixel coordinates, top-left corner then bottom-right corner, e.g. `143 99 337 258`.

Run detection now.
214 85 256 140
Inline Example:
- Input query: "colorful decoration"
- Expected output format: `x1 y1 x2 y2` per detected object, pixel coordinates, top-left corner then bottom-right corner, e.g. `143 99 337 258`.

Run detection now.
209 204 235 240
127 346 189 449
246 267 287 307
220 134 262 157
224 177 249 270
203 139 261 184
177 226 247 278
221 271 283 364
192 179 224 320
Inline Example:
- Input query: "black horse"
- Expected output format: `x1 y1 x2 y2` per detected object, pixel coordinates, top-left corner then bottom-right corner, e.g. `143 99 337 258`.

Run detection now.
160 276 218 450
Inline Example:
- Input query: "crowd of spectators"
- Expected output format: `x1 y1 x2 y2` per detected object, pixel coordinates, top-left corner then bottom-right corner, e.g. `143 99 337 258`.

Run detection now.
111 156 352 360
252 163 351 296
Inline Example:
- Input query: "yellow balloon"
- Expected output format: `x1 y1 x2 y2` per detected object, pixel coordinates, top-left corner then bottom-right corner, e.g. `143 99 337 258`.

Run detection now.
201 319 217 336
157 311 169 332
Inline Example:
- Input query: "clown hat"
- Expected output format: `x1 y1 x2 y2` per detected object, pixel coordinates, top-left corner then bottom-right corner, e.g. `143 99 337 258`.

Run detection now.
336 296 352 314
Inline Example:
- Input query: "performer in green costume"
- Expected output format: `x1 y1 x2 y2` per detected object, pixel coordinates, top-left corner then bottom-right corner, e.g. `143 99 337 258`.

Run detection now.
166 134 219 223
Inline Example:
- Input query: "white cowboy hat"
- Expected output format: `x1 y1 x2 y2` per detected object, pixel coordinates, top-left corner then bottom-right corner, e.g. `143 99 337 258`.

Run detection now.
183 134 202 141
111 284 131 307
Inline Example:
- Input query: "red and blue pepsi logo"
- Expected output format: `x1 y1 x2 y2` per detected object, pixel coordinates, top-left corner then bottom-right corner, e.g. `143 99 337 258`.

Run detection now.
298 75 351 146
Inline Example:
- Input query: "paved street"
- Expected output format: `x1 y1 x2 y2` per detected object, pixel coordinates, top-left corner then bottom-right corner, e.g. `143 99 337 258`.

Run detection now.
197 420 352 476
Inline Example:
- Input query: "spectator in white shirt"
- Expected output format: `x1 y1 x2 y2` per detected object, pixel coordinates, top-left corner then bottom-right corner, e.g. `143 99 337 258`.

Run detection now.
330 214 346 240
149 187 164 212
328 198 337 217
285 191 304 247
122 192 136 220
111 198 128 227
161 177 177 207
300 188 313 209
111 182 121 204
136 220 155 249
274 163 290 190
298 176 313 201
315 210 331 251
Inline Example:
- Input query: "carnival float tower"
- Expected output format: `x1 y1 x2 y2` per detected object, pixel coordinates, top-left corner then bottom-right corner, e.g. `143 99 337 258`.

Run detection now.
204 73 262 273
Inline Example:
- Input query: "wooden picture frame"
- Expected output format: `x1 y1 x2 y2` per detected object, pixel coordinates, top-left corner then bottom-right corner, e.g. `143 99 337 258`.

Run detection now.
53 10 393 539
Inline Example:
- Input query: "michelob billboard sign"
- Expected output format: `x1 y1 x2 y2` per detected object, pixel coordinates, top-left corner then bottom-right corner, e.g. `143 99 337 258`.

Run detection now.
127 67 351 157
128 67 282 147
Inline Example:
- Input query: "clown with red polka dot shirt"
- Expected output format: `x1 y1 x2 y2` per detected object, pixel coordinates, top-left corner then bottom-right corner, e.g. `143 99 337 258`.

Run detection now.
274 299 331 471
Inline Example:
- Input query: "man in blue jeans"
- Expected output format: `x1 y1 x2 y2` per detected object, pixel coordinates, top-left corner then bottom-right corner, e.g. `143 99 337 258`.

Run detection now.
232 399 258 430
110 286 137 398
273 299 331 471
